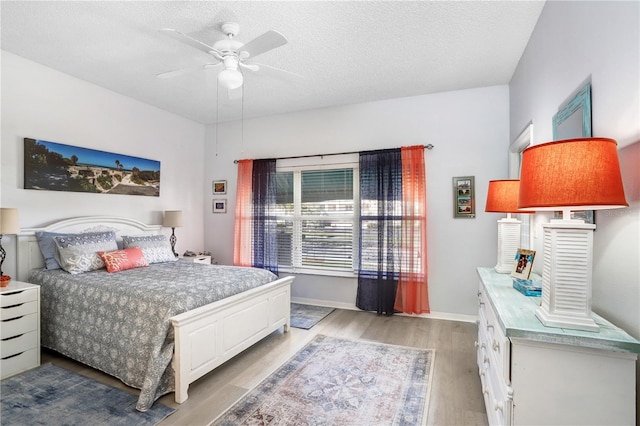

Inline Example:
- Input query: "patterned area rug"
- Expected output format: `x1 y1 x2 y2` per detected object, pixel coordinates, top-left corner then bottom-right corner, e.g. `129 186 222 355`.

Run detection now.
213 335 435 425
290 303 336 329
1 363 174 426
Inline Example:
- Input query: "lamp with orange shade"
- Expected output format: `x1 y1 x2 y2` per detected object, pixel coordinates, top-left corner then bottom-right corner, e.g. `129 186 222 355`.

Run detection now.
485 180 533 273
519 138 628 332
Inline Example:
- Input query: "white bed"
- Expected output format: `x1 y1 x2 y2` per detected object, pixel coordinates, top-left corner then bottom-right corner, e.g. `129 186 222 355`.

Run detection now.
17 215 294 408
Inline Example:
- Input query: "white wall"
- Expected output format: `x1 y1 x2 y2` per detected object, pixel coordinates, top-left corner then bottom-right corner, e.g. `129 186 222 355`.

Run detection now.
1 51 207 277
204 85 509 318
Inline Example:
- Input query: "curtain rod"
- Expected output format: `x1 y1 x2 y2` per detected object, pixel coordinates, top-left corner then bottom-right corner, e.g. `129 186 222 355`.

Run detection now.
233 144 434 164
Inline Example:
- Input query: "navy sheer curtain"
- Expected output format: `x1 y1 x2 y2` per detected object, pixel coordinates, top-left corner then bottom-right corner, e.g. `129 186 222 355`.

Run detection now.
252 159 279 275
356 148 402 315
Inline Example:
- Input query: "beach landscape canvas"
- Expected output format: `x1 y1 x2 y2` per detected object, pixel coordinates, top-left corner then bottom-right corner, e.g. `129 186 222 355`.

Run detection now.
24 138 161 196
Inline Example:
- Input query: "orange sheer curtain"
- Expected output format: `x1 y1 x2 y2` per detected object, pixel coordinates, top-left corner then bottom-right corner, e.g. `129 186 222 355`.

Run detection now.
395 145 430 314
233 159 253 266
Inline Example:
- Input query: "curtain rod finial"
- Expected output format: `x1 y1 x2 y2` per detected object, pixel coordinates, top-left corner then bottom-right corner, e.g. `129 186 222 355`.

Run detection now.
425 144 434 150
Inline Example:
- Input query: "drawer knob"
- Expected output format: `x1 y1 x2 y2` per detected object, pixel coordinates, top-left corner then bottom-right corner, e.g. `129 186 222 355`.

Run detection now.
483 356 490 365
486 324 494 331
492 340 500 352
494 400 504 413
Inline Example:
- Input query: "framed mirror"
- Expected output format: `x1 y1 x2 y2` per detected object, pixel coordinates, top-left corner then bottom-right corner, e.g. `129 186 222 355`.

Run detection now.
552 82 591 140
552 81 594 224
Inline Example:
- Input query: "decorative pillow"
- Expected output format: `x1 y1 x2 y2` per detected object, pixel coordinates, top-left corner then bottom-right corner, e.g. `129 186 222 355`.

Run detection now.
53 231 118 274
98 247 149 273
121 235 177 264
35 231 71 270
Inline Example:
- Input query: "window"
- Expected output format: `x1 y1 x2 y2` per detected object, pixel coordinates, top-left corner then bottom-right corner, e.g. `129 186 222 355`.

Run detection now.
275 164 358 275
510 123 533 249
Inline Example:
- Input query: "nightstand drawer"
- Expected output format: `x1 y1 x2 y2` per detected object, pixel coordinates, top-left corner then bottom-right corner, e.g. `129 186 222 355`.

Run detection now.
1 300 38 321
0 347 39 379
0 288 37 308
1 330 38 358
180 255 211 264
1 313 38 339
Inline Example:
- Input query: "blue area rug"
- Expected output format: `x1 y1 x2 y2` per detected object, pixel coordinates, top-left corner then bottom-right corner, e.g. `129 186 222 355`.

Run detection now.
1 363 174 426
213 335 435 425
290 303 335 329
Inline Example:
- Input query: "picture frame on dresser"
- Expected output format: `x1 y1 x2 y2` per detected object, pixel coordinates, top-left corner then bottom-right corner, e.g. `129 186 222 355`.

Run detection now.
511 248 535 280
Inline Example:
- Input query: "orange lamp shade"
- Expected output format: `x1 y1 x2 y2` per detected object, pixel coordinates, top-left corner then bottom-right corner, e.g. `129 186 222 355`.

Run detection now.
519 138 628 211
485 180 533 213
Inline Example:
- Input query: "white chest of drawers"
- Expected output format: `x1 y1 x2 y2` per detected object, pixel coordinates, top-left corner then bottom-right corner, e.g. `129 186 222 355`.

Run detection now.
476 267 639 425
1 281 40 379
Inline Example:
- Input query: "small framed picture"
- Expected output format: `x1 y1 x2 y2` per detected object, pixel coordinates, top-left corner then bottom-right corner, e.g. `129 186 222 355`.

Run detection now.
213 199 227 213
511 248 536 280
453 176 475 218
213 180 227 195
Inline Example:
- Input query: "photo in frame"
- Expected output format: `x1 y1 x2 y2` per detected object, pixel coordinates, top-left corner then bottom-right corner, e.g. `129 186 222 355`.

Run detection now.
213 180 227 195
453 176 475 218
213 199 227 213
24 138 161 196
511 248 536 280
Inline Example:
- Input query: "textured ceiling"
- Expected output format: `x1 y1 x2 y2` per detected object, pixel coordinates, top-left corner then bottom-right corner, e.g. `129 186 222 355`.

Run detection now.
1 1 545 124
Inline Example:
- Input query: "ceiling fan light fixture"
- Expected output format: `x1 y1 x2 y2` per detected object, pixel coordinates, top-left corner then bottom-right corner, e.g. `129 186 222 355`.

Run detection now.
218 68 243 90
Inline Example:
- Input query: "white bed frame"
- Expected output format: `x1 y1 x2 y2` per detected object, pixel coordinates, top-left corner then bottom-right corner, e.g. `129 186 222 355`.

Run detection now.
17 215 294 404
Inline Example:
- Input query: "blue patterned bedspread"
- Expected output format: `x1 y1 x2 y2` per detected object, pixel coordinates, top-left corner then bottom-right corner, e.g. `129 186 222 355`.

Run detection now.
29 262 278 411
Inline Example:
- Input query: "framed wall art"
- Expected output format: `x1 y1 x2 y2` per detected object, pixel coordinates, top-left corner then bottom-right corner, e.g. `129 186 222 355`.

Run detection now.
213 180 227 195
24 138 161 196
453 176 475 218
213 199 227 213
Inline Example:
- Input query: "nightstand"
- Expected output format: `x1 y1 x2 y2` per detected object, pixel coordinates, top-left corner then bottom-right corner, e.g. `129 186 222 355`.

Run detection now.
179 255 212 265
1 281 40 379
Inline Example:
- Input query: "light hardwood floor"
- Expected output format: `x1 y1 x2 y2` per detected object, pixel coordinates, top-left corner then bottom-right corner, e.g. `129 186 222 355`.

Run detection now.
42 309 489 425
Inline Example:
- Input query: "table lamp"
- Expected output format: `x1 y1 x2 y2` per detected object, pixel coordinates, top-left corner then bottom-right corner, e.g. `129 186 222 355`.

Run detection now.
0 208 20 286
518 138 628 331
163 210 183 257
485 180 533 273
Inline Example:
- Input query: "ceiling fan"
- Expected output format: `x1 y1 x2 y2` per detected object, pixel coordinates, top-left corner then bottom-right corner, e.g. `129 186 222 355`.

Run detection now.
158 22 290 91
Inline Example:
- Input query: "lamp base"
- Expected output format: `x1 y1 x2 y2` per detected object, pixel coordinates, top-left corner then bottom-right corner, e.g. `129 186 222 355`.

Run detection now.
535 305 599 332
494 218 521 274
536 220 599 332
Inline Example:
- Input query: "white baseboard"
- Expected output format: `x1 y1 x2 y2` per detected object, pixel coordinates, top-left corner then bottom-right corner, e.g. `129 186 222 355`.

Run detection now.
291 297 478 324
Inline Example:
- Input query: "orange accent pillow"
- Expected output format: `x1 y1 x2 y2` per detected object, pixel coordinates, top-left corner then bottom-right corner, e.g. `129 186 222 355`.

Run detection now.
98 247 149 273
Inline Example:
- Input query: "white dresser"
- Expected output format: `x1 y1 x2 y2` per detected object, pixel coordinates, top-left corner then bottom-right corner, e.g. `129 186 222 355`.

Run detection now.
476 267 640 425
1 281 41 379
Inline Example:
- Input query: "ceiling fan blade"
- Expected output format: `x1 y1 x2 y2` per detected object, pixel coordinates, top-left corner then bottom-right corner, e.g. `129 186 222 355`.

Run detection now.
239 30 287 59
253 62 304 81
159 28 223 59
238 62 259 72
156 67 194 79
157 63 220 79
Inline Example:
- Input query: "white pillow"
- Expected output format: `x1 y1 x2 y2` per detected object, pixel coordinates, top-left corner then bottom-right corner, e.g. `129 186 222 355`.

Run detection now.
121 235 177 264
53 231 118 274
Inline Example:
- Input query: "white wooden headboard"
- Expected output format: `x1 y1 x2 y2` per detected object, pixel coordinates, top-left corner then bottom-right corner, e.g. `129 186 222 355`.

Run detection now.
17 216 161 281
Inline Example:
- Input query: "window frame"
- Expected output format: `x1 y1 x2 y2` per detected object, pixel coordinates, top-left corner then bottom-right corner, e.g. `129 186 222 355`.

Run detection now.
275 159 359 277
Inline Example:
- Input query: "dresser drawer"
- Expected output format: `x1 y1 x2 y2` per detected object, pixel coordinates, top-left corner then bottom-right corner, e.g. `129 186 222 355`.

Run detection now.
1 300 38 321
0 288 37 308
0 347 39 379
479 284 511 385
482 358 513 426
1 313 38 339
1 330 38 358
